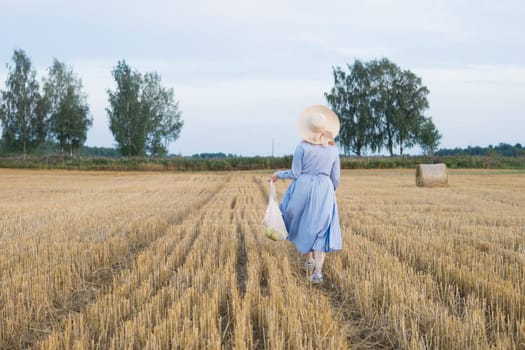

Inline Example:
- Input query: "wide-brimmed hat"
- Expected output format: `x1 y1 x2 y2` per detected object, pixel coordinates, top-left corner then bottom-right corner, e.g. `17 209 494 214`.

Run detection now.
297 105 340 145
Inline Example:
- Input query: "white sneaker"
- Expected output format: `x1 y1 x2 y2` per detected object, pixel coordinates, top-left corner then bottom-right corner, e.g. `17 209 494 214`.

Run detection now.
310 272 323 284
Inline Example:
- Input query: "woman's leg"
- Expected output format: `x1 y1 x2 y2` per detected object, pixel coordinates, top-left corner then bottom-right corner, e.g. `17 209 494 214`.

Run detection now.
303 251 315 272
306 251 313 262
308 250 325 283
313 250 326 275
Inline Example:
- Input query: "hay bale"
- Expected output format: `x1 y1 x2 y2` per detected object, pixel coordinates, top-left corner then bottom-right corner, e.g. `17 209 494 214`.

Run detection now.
415 163 448 187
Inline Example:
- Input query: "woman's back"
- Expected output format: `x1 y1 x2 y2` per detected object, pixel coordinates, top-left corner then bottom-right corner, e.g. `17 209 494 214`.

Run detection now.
298 141 339 175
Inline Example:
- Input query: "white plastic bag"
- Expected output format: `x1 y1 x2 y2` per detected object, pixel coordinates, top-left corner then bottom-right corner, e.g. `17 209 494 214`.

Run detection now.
261 181 288 241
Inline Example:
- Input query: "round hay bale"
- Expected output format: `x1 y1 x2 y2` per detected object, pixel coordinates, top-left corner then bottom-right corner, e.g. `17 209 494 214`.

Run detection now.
415 163 448 187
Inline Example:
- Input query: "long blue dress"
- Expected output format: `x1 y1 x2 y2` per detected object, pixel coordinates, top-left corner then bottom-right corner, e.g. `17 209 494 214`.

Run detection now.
275 141 342 254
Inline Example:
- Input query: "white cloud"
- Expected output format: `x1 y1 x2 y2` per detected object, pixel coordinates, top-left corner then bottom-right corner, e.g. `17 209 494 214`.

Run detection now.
415 64 525 148
172 76 331 155
1 0 525 154
416 64 525 84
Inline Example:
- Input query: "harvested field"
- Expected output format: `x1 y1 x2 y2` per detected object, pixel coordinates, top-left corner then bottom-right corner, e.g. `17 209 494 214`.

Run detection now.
0 169 524 349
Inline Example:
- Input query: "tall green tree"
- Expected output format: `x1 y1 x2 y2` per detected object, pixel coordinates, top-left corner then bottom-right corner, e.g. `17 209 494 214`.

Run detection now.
142 72 183 156
107 60 183 156
368 58 401 157
418 117 441 156
107 60 145 156
391 69 430 156
0 49 48 157
325 60 381 156
368 58 431 156
43 59 92 156
326 58 435 156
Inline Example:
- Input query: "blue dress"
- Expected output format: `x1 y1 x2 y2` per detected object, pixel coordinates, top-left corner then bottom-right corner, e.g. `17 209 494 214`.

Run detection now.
276 141 342 254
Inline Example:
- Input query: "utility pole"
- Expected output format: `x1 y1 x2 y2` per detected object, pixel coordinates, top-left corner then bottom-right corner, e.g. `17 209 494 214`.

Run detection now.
272 137 274 157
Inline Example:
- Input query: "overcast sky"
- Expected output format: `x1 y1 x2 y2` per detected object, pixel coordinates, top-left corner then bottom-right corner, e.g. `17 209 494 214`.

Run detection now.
1 0 524 156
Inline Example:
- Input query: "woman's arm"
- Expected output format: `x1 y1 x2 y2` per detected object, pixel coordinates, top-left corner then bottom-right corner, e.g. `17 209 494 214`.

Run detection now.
271 143 304 181
330 150 341 189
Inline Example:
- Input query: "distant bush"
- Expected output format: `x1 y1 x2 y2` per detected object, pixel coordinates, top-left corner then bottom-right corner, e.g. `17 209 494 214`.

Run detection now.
435 142 524 157
0 154 524 171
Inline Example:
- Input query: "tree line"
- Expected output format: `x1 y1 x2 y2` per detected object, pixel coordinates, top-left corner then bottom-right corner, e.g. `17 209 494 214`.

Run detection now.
2 50 440 158
325 58 441 157
0 49 183 157
436 143 525 157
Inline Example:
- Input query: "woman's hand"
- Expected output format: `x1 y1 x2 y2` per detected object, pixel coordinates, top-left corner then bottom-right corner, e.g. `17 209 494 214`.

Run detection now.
270 172 278 182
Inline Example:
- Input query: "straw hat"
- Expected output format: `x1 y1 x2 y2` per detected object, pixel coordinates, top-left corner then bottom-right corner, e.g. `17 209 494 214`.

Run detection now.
297 105 340 146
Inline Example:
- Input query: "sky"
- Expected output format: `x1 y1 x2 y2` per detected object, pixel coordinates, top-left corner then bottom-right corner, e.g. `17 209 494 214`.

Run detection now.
1 0 524 156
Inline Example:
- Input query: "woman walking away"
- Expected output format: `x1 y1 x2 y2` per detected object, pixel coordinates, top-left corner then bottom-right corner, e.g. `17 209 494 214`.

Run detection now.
270 105 342 284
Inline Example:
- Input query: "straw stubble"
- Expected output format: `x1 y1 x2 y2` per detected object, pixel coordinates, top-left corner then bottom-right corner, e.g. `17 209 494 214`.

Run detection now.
0 169 523 349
